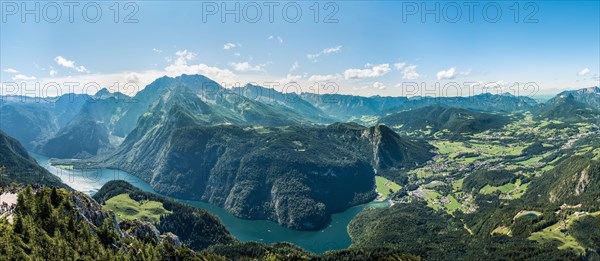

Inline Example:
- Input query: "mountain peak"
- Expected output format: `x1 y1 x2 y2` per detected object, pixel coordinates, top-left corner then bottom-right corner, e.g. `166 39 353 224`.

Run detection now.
560 93 576 99
177 73 211 81
142 74 222 96
94 87 111 97
551 86 600 108
586 86 600 93
93 87 129 100
241 83 272 92
552 93 579 105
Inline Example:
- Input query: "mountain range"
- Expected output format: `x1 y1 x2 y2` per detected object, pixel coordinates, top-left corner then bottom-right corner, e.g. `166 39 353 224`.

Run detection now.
1 75 600 259
1 75 598 230
379 105 512 134
534 93 600 122
1 75 557 159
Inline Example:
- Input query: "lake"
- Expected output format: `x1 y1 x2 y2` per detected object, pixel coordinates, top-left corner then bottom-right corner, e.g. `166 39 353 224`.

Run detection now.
31 152 388 253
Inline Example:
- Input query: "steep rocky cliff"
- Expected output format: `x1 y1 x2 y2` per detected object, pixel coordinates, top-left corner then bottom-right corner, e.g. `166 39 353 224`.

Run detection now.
97 123 432 230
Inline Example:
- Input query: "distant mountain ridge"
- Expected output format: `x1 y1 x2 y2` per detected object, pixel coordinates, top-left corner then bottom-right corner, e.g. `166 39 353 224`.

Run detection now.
548 86 600 107
0 93 90 149
299 92 536 122
232 84 335 123
535 93 599 122
2 74 545 155
379 105 512 134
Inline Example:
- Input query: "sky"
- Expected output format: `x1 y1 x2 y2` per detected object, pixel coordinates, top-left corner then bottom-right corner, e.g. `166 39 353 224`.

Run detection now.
1 1 599 97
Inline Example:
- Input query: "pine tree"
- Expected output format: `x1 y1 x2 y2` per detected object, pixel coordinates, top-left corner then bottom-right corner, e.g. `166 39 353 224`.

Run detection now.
13 215 24 234
50 187 61 207
39 194 52 220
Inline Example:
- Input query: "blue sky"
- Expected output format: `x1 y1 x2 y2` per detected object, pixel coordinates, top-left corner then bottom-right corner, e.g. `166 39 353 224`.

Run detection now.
1 1 599 97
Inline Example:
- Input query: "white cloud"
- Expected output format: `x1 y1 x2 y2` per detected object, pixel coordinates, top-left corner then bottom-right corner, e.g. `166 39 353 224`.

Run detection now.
484 80 511 89
322 46 342 54
223 43 237 50
164 64 235 83
152 48 163 54
402 65 419 80
174 50 196 64
467 80 512 92
49 67 58 76
344 63 391 79
394 62 406 71
233 52 241 56
578 68 590 76
1 50 242 96
4 68 18 73
436 67 472 80
12 74 36 81
165 50 236 82
2 70 166 96
306 54 318 60
229 62 266 72
54 56 88 73
277 73 303 84
307 45 342 61
436 67 456 80
289 61 300 72
268 35 283 44
373 82 386 90
460 68 472 76
308 74 342 82
468 81 484 88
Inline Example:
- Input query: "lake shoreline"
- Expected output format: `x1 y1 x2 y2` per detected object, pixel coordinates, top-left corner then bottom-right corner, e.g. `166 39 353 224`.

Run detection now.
30 152 388 253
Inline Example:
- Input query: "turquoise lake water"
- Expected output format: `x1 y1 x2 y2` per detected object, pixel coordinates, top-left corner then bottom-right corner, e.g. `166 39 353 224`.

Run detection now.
31 153 388 253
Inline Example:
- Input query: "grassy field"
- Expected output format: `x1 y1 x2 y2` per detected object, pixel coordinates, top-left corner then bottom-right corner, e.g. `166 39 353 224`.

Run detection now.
375 176 401 199
541 165 555 172
479 179 529 199
575 146 594 156
431 141 475 158
423 190 461 214
516 154 546 165
423 181 444 189
103 193 171 223
471 142 528 157
530 229 584 254
54 165 74 170
409 167 433 178
452 178 464 192
529 211 600 254
431 140 527 161
396 112 596 226
491 226 511 236
424 190 443 210
444 195 461 213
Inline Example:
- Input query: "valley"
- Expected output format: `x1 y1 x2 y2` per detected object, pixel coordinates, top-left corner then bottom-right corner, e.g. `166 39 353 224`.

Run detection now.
1 75 599 259
2 2 599 259
30 151 389 253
